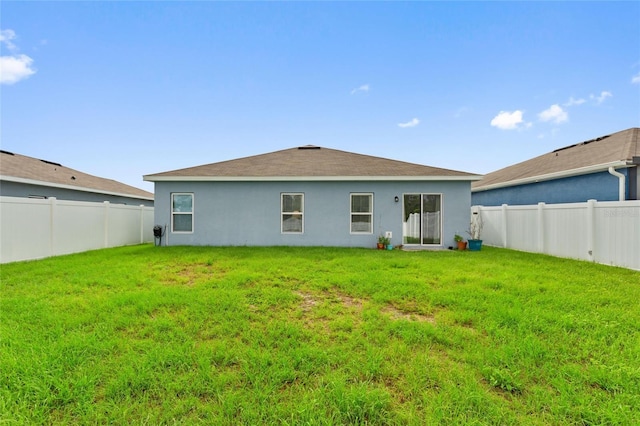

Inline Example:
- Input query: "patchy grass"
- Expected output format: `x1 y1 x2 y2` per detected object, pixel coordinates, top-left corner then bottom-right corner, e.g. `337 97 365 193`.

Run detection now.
1 245 639 425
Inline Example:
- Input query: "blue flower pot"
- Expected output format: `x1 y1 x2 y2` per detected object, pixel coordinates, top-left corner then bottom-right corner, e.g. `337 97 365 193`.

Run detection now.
386 244 394 250
467 239 482 251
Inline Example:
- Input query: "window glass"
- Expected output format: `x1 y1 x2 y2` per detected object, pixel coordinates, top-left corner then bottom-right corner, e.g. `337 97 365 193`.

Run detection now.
173 214 193 232
351 193 373 233
421 194 441 245
402 193 441 245
282 194 303 213
282 214 303 233
172 193 193 233
172 194 192 212
351 214 372 233
351 194 371 213
282 193 303 233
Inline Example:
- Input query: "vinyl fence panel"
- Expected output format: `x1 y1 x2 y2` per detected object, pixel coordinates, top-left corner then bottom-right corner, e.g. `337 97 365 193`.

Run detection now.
593 201 640 269
474 200 640 271
1 197 154 264
505 205 539 254
542 203 589 260
1 197 52 262
54 199 106 256
476 206 503 246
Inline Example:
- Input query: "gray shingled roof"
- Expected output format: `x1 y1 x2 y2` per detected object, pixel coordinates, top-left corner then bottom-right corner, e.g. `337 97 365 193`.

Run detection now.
0 150 153 199
144 146 480 181
473 128 639 191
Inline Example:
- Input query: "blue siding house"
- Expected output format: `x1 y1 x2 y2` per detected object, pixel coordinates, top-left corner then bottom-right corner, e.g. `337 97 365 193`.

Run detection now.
144 146 481 249
472 128 640 206
0 150 154 206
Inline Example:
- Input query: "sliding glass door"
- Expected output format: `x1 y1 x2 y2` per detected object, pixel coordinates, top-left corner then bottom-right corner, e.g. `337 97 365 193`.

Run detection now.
402 194 441 245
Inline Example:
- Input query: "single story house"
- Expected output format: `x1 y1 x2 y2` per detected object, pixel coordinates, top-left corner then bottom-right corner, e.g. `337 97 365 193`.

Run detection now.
472 127 639 206
144 146 481 248
0 150 154 206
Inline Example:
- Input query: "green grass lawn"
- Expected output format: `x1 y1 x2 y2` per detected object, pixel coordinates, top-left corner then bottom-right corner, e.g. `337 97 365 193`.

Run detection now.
1 245 639 425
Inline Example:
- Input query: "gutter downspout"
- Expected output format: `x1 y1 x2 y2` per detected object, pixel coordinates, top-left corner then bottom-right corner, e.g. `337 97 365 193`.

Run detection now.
608 166 625 201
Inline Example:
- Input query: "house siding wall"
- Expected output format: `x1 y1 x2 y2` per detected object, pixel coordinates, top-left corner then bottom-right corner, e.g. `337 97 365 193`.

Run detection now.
0 181 154 206
153 180 472 248
471 169 632 207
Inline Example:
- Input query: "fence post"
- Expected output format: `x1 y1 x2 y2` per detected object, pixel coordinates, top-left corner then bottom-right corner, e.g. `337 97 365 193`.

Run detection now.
49 197 57 257
537 202 545 253
586 199 596 262
140 205 145 243
501 204 508 248
103 201 110 248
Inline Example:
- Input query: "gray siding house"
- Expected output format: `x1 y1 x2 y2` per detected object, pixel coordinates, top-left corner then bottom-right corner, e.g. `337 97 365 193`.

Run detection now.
472 128 640 206
0 150 154 206
144 146 481 248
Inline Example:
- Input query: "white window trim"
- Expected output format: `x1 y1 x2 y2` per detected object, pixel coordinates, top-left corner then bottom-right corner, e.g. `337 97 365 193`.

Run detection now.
350 193 374 234
281 193 304 234
171 192 194 233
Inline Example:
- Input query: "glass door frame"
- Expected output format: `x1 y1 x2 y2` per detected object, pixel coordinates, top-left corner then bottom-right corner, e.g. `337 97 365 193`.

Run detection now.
401 193 443 246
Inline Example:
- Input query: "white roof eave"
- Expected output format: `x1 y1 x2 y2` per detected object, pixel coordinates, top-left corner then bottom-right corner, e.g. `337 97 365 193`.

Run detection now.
472 160 630 192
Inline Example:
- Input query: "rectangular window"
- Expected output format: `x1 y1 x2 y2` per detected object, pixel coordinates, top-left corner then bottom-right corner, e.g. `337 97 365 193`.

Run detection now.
350 193 373 233
172 193 193 233
281 193 304 233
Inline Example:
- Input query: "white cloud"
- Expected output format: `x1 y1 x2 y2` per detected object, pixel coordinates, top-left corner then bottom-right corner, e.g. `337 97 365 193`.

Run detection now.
397 117 420 128
0 29 36 85
590 91 612 104
538 104 568 124
633 73 640 84
350 84 370 95
564 96 586 107
0 55 36 84
0 29 17 51
490 110 525 130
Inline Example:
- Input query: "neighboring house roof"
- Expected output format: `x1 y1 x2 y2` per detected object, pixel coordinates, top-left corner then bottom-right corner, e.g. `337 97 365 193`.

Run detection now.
0 150 154 200
473 127 640 192
144 146 481 182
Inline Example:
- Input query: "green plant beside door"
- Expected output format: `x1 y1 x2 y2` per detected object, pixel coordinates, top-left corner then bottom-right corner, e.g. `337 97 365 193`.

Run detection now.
454 234 467 250
377 235 393 250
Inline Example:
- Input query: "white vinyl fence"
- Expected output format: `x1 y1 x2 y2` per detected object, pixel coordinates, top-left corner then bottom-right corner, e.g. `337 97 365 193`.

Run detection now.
473 200 640 271
1 196 154 264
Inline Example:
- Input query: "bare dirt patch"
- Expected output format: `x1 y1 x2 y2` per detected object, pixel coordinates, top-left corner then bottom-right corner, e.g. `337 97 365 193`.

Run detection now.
158 262 226 286
294 291 319 312
335 293 366 311
382 305 436 324
294 290 435 324
295 291 367 312
294 291 332 333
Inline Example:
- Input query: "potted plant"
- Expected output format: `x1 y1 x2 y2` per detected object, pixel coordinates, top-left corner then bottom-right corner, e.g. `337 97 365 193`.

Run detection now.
377 235 389 250
454 234 467 251
466 213 483 251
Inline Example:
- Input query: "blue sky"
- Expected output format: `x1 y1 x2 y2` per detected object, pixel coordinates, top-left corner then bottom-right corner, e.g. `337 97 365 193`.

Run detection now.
2 1 639 192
